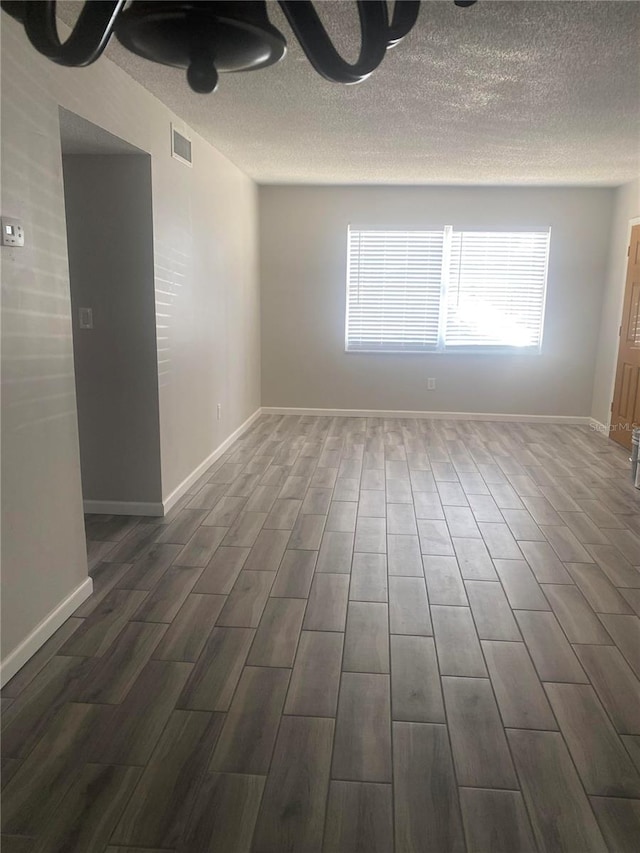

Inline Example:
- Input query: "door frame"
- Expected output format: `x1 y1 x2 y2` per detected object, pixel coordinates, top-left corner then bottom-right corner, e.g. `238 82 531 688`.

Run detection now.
608 215 640 434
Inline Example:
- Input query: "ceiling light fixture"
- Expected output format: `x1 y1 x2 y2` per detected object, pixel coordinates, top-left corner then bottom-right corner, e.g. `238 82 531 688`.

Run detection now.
1 1 477 94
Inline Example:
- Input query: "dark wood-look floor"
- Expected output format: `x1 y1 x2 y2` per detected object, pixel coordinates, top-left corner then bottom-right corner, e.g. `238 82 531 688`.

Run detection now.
3 414 640 853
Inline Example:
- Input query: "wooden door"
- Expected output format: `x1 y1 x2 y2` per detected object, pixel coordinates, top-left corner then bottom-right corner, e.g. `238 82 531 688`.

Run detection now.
611 224 640 450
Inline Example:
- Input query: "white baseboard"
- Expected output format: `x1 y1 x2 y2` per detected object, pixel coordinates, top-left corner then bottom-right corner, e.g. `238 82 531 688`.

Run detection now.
261 406 590 425
0 577 93 688
163 408 263 514
83 499 164 517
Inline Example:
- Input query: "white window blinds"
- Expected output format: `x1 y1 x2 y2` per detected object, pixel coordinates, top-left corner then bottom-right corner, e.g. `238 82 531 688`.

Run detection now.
346 230 444 352
346 227 550 353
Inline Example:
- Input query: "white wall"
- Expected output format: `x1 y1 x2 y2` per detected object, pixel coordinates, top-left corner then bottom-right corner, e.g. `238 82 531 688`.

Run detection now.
63 153 162 507
591 178 640 426
260 185 614 416
1 17 260 677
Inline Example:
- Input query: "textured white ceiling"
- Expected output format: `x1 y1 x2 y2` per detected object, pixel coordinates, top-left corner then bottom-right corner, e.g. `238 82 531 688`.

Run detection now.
57 1 640 185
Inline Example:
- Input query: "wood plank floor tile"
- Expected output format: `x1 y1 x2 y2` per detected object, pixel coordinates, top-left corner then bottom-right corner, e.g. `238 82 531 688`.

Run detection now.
517 540 573 583
387 503 417 536
115 543 182 591
285 631 343 717
173 526 227 567
423 555 467 605
542 583 613 644
540 525 592 563
598 613 640 676
327 501 358 533
252 715 334 853
573 644 640 734
413 491 445 520
459 788 537 853
565 561 634 614
2 702 109 836
264 498 302 530
477 522 522 559
271 548 317 598
33 762 142 853
508 728 608 853
388 576 432 635
586 544 640 588
73 621 167 704
482 640 557 730
222 512 268 548
620 587 640 615
112 710 225 848
514 610 587 683
465 580 521 640
103 523 163 562
494 559 550 610
133 566 202 623
417 519 454 556
89 659 192 765
156 510 208 545
442 676 517 788
59 588 147 657
387 534 422 576
359 489 386 517
355 517 387 553
343 602 389 673
559 511 611 545
544 682 640 796
151 593 225 662
247 597 306 667
210 666 290 774
304 574 350 632
322 781 393 853
431 605 486 677
178 626 254 711
289 513 326 550
590 796 640 853
350 552 388 602
186 482 226 509
501 508 545 541
1 618 84 700
316 531 354 574
452 537 497 580
390 635 444 722
332 672 391 783
193 545 250 594
1 656 89 759
245 484 281 513
243 528 291 571
393 722 465 853
179 772 265 853
216 570 275 627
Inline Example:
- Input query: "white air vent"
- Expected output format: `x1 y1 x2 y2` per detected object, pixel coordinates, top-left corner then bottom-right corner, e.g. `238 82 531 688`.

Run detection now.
171 124 192 166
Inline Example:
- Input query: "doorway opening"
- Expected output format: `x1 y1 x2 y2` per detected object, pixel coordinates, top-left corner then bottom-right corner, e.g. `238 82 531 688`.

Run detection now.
59 109 163 567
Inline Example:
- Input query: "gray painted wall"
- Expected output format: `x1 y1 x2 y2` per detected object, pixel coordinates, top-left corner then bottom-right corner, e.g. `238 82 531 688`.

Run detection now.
260 185 614 416
62 153 162 505
1 16 260 672
591 178 640 426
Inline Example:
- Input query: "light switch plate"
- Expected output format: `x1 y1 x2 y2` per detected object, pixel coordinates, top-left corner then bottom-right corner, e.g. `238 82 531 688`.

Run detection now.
1 216 24 247
79 307 93 329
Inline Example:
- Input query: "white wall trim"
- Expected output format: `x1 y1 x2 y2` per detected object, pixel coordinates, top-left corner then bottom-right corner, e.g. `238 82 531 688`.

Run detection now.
0 577 93 688
262 406 590 424
162 408 263 514
83 499 165 517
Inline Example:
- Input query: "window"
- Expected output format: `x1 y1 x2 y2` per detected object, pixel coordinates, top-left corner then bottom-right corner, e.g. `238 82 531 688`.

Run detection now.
345 226 550 353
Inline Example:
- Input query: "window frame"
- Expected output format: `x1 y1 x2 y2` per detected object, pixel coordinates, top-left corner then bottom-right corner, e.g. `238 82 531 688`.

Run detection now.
344 225 551 356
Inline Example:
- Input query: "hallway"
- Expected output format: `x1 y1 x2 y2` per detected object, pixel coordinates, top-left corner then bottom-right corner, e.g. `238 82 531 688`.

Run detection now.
2 414 640 853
